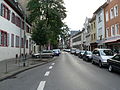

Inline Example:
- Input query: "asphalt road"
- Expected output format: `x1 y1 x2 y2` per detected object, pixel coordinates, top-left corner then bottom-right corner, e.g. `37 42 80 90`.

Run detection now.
0 52 120 90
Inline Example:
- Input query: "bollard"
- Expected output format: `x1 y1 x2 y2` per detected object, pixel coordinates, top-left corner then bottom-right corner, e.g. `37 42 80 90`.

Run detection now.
16 54 18 64
5 62 8 73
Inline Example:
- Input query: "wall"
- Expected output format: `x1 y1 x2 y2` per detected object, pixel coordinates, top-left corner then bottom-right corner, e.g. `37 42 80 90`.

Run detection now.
0 0 31 61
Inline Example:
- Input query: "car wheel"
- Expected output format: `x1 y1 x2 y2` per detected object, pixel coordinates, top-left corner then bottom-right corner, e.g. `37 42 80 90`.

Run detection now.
99 61 102 68
108 65 113 72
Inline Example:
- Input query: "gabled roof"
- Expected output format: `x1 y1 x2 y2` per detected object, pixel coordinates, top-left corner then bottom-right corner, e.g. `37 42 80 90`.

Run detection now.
94 2 108 14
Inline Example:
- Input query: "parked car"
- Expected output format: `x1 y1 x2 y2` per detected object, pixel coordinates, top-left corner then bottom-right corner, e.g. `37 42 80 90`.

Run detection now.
32 50 54 58
75 49 81 56
53 49 60 56
83 51 92 61
32 52 40 58
92 48 114 67
108 54 120 72
63 49 71 52
70 48 76 54
78 50 85 58
40 50 54 58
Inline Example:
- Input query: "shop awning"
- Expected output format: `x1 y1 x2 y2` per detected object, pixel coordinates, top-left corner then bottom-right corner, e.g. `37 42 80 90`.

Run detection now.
103 38 120 43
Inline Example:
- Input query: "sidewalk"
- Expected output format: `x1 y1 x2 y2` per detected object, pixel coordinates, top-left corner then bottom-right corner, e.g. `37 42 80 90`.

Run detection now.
0 56 55 81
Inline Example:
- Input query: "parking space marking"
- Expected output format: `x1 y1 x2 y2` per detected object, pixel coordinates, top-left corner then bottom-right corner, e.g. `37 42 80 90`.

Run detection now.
37 81 46 90
49 66 53 69
44 71 50 76
51 63 55 65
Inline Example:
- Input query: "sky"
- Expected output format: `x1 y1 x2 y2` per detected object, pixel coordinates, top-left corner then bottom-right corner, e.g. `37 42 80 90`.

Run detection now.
63 0 106 31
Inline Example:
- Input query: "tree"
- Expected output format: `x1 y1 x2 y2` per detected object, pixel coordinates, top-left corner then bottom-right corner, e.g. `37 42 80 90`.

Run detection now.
27 0 68 49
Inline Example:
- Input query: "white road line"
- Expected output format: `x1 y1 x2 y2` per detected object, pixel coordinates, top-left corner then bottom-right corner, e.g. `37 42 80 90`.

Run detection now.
51 63 55 65
37 81 46 90
49 66 53 69
44 71 50 76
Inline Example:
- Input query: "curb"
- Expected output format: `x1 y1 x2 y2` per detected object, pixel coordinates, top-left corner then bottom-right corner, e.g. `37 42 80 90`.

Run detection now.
0 57 56 82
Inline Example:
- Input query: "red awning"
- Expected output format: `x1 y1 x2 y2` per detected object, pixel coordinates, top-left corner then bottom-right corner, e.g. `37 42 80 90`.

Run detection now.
103 38 120 43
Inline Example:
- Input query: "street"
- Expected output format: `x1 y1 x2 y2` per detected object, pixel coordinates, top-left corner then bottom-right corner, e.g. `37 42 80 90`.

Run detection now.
0 52 120 90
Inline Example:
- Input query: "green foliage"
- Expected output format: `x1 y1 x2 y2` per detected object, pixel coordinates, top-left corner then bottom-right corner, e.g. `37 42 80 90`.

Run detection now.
27 0 69 48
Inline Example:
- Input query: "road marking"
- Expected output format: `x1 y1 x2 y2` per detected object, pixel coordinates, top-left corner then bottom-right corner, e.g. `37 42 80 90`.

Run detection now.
44 71 50 76
51 63 55 65
37 81 46 90
49 66 53 69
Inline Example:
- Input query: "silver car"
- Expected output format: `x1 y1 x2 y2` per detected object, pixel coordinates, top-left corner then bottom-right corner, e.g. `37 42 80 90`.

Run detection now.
92 49 114 67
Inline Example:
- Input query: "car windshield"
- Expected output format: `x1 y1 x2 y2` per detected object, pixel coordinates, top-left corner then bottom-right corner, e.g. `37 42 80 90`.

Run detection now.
112 55 120 61
100 50 114 56
87 51 92 55
42 50 53 53
81 51 85 54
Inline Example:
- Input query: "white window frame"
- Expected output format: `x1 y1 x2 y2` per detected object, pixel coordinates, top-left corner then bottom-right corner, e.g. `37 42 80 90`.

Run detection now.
111 25 115 36
114 5 118 17
106 27 109 38
115 23 119 35
106 11 109 22
110 8 114 19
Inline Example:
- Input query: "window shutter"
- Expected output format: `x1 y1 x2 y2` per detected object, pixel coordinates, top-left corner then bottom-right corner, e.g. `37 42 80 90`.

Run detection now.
0 31 1 45
7 33 9 46
7 9 10 20
1 4 3 16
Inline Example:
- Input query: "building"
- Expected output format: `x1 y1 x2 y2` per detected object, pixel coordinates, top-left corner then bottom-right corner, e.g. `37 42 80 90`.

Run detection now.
83 17 91 51
90 15 97 51
0 0 33 61
104 0 120 52
71 30 83 50
94 3 107 48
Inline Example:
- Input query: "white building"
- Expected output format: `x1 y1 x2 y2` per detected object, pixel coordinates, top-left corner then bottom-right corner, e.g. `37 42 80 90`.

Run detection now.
94 3 107 48
71 30 84 50
0 0 34 61
83 17 91 51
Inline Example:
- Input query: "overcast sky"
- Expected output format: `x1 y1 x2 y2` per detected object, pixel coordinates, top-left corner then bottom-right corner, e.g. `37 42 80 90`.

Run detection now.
63 0 106 31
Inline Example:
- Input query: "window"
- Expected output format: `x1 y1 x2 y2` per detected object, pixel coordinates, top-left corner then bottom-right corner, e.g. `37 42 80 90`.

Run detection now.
16 36 19 47
94 22 96 28
26 25 29 33
91 34 93 41
111 25 115 36
106 28 109 38
98 16 102 23
106 11 109 22
21 38 24 48
0 30 9 47
112 55 120 61
115 24 119 35
91 24 93 30
114 5 118 17
94 33 96 40
1 3 10 20
21 21 24 30
110 8 114 19
100 50 114 56
16 16 21 27
11 12 15 24
26 40 28 48
11 34 14 47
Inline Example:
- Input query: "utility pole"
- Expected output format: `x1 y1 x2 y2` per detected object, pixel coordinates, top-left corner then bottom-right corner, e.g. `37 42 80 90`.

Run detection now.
23 9 26 67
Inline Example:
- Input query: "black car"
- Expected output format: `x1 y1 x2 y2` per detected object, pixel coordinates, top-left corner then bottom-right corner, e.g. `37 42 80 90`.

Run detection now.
108 54 120 72
83 51 92 61
78 50 85 58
